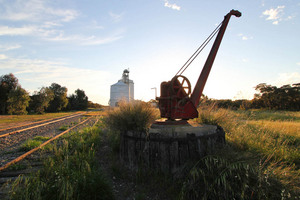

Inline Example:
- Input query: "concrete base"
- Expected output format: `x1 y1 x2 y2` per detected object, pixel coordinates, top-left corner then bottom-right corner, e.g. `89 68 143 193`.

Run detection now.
120 121 225 174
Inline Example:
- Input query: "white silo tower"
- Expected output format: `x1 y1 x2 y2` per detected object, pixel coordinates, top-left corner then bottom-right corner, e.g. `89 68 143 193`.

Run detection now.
109 69 134 107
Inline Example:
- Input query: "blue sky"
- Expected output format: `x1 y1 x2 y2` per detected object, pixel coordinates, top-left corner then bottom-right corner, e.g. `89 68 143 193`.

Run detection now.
0 0 299 105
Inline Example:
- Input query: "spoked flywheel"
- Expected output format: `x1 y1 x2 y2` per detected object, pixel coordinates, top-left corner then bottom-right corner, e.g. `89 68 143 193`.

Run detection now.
170 75 191 97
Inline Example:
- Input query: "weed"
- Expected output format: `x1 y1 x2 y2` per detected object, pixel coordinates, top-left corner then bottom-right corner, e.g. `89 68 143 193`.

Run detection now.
9 123 115 200
20 136 50 151
8 163 27 171
58 125 69 131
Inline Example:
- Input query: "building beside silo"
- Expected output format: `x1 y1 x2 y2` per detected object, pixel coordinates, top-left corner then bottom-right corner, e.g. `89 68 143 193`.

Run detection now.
109 69 134 107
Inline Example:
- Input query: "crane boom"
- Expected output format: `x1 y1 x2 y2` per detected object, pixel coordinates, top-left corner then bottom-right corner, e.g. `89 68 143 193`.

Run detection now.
191 10 241 107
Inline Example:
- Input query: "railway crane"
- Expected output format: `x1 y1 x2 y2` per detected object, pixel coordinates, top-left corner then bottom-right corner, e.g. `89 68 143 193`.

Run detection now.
156 10 241 122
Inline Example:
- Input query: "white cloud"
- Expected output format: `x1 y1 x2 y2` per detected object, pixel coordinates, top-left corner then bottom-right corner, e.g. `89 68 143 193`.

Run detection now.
109 12 124 23
164 0 181 11
0 44 21 51
272 72 300 86
0 1 121 46
238 33 253 40
296 62 300 66
42 21 63 28
262 5 285 25
0 24 123 46
0 54 8 59
0 25 36 36
90 20 104 30
44 31 123 46
0 0 78 23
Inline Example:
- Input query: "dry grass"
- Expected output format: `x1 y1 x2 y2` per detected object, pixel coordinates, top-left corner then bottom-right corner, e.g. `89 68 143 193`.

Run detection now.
0 111 83 129
104 101 159 132
247 120 300 137
196 105 300 195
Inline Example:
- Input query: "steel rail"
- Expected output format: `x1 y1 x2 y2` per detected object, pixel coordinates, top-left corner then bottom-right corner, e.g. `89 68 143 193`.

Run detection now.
0 113 83 138
0 117 93 172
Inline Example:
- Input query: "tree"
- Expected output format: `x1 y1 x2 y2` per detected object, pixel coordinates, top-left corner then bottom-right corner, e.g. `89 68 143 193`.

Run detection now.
68 89 88 110
30 87 54 114
7 86 30 115
0 73 19 114
47 83 68 112
253 82 300 110
87 101 102 109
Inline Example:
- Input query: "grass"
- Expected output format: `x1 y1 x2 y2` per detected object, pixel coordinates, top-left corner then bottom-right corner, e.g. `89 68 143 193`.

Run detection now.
104 100 159 132
20 136 51 151
0 111 82 129
193 105 300 198
103 102 299 199
58 125 69 131
6 104 300 199
247 120 300 137
8 124 114 200
239 110 300 121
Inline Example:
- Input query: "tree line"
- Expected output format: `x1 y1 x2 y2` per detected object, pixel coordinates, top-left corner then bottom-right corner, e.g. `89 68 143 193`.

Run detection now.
0 73 100 115
200 82 300 111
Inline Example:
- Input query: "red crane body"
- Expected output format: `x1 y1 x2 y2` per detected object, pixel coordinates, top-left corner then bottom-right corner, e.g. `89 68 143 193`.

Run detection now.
157 10 241 121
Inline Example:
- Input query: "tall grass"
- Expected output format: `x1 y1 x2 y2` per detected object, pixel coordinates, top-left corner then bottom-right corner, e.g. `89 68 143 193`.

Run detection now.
104 101 159 133
8 124 114 200
185 105 300 198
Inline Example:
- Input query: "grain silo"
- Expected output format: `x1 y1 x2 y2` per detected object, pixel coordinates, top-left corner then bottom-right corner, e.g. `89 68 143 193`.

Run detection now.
109 69 134 107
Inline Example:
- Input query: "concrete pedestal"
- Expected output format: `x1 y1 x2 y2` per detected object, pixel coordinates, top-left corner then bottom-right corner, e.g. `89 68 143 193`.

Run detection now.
120 121 225 173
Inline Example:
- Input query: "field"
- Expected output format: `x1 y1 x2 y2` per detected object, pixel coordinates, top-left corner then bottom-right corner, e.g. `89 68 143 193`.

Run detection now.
194 106 300 199
2 106 299 199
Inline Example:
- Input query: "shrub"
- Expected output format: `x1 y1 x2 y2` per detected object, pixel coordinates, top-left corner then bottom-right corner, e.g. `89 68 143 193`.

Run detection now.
104 101 159 133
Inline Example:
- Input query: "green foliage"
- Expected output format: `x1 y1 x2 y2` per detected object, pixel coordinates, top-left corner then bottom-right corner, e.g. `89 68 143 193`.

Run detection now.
47 83 68 112
29 87 54 114
0 73 19 114
7 86 30 115
68 89 88 110
59 125 69 131
104 101 159 132
20 136 50 151
88 101 102 109
199 82 300 111
252 83 300 110
8 163 27 171
9 125 115 200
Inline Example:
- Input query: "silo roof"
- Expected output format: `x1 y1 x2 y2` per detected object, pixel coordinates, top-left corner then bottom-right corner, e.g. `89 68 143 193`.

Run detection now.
111 80 127 86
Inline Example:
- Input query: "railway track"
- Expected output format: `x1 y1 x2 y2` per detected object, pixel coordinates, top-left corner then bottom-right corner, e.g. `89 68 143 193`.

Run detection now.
0 114 100 198
0 112 83 138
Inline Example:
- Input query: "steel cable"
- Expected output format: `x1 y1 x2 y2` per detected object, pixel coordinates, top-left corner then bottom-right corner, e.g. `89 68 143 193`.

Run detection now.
175 20 224 76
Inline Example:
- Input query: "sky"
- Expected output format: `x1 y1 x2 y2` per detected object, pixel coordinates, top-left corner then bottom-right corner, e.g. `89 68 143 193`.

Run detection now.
0 0 299 105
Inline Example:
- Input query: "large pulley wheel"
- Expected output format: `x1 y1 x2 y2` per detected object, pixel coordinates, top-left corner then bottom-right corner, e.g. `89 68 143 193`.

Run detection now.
171 75 191 97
